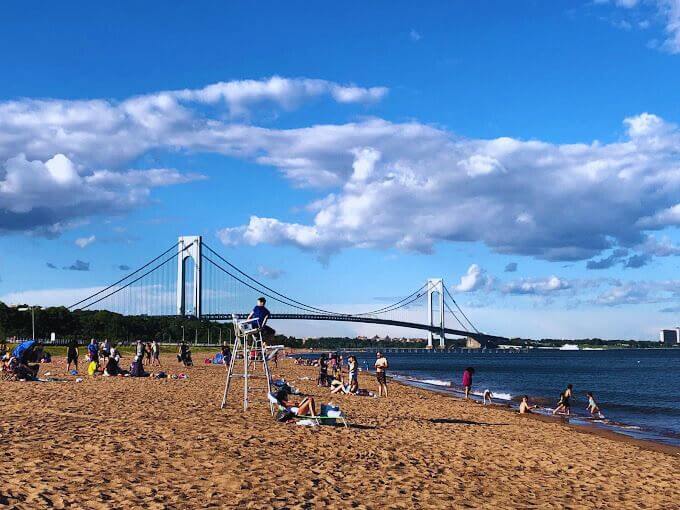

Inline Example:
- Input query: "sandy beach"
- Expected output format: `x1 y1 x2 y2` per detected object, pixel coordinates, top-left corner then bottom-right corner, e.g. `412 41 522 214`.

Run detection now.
1 353 678 509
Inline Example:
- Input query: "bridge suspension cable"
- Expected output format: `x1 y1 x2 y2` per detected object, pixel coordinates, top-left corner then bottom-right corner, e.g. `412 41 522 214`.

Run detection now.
67 242 178 310
443 285 479 333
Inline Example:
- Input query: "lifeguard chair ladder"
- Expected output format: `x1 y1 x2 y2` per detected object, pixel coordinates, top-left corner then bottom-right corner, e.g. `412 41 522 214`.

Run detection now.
220 315 274 413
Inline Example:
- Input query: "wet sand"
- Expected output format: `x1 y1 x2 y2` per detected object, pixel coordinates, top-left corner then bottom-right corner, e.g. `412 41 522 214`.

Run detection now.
1 354 678 509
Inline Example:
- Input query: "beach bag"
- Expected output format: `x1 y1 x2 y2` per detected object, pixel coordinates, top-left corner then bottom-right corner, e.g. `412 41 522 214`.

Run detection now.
87 361 97 376
275 409 295 422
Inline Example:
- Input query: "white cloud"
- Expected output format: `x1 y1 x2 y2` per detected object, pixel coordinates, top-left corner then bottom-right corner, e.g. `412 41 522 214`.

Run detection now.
75 235 95 248
0 286 104 307
2 80 680 263
454 264 491 292
502 276 571 295
409 29 422 42
216 113 680 261
257 265 285 279
602 0 680 54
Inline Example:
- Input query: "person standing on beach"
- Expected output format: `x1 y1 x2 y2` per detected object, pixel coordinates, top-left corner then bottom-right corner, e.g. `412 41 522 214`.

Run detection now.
348 355 359 393
87 339 99 364
317 355 329 386
151 340 161 367
375 352 389 397
66 338 79 373
462 367 475 399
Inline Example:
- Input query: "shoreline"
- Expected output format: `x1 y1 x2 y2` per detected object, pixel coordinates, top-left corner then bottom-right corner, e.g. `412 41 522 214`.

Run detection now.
391 375 680 456
289 349 680 450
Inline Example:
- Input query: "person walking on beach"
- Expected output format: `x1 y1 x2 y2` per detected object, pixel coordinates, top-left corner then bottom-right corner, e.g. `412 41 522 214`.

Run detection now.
586 392 602 417
375 352 389 397
462 367 475 399
66 338 79 373
553 384 574 415
135 339 145 362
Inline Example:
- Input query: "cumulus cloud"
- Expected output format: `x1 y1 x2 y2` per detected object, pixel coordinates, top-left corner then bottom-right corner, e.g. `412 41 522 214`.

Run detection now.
75 235 95 248
502 276 571 295
409 29 422 42
217 113 680 262
504 262 518 272
257 265 285 279
3 80 680 263
454 264 492 292
63 260 90 271
0 77 385 236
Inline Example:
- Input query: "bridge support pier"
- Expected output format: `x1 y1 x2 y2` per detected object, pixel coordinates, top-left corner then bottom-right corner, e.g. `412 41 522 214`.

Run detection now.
177 236 202 317
427 278 445 349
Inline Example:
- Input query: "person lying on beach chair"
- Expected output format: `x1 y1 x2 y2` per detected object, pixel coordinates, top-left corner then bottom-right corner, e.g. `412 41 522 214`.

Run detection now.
274 389 317 417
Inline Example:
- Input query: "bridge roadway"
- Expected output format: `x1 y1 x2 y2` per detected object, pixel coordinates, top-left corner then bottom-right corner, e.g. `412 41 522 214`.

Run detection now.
202 313 508 343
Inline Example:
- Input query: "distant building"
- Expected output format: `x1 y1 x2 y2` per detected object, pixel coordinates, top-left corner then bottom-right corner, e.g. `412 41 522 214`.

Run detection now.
660 328 680 346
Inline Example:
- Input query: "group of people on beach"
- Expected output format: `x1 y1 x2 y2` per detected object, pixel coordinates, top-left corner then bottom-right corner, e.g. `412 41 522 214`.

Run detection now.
300 350 390 398
461 366 603 417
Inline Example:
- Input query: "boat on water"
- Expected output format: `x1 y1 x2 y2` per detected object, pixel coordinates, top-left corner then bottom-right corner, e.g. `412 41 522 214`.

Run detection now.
559 344 579 351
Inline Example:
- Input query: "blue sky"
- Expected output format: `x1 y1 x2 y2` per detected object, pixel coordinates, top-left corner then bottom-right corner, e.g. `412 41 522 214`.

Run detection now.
1 0 679 339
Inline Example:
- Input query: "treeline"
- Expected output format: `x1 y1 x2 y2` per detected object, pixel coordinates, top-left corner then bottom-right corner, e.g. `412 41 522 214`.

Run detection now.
0 302 234 344
506 337 659 348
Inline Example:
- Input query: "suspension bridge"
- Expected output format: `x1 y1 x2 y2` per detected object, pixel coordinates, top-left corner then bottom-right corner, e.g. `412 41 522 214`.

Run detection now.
68 236 507 348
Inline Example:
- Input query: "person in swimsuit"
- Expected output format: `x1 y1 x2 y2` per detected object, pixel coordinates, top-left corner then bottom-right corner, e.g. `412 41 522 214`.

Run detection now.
553 384 573 415
519 395 537 414
586 392 602 417
275 389 316 417
375 352 389 397
151 340 161 367
348 356 359 393
317 355 329 386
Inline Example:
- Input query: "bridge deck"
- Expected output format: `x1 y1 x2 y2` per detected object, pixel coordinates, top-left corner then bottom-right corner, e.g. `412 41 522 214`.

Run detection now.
202 313 507 343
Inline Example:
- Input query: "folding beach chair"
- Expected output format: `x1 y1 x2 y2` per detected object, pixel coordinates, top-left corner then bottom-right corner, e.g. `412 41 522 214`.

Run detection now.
267 393 349 428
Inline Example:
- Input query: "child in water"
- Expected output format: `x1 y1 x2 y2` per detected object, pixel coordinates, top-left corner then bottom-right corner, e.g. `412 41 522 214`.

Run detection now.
586 392 603 417
519 395 537 414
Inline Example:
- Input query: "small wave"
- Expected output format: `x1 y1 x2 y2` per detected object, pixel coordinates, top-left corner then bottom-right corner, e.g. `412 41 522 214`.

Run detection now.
418 378 452 387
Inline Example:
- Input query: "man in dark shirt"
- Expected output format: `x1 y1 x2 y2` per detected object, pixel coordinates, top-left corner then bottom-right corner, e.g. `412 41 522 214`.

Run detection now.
247 297 276 342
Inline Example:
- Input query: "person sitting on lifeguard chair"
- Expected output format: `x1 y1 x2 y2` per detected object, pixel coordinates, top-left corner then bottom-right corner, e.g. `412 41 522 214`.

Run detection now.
247 297 275 343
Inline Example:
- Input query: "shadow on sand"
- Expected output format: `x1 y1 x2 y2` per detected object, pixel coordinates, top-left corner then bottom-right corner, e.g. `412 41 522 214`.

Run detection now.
429 418 509 426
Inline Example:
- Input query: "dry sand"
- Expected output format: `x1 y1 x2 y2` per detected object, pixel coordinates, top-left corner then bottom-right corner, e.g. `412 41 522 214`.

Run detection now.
1 354 678 509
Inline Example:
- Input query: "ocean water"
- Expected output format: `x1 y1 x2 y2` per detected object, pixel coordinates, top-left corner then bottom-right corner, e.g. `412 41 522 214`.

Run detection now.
323 349 680 446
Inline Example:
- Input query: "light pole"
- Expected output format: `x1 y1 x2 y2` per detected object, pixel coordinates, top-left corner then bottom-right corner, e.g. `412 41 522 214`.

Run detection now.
17 306 36 340
181 325 185 343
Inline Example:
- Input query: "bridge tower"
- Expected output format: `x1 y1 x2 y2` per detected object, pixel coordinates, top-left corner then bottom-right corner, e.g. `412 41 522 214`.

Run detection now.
177 236 202 317
427 278 445 349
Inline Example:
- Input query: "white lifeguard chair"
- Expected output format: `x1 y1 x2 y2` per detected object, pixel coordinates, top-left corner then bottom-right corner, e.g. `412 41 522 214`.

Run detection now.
220 315 274 413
